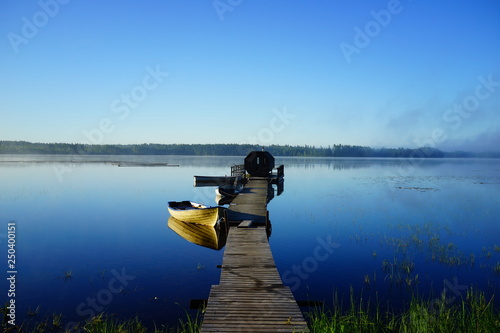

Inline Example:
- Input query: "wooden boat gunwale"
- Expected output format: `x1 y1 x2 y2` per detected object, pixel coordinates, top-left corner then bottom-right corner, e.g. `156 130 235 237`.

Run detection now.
167 200 222 226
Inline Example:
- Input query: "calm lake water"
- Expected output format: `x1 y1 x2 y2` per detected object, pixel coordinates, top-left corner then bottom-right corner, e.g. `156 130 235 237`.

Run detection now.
1 155 500 328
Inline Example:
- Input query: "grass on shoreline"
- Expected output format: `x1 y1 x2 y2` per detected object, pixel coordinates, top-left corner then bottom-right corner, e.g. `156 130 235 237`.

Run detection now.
308 288 500 333
2 289 499 332
0 311 201 333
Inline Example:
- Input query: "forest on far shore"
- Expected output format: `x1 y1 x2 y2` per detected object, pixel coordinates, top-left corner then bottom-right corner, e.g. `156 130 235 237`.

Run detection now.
1 140 499 158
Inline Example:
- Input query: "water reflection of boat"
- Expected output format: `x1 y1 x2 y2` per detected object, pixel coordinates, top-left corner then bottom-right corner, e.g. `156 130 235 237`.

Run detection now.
215 194 233 205
168 216 227 250
215 186 239 197
167 201 221 226
214 186 240 205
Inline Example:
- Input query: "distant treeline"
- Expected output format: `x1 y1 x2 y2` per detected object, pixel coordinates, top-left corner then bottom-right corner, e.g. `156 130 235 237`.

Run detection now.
0 141 499 158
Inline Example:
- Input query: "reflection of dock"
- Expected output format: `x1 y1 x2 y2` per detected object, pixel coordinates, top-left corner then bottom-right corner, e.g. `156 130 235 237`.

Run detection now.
201 174 309 332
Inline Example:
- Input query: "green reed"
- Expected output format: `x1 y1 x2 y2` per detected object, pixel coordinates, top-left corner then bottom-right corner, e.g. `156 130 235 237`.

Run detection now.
307 288 500 333
2 288 498 333
0 311 202 333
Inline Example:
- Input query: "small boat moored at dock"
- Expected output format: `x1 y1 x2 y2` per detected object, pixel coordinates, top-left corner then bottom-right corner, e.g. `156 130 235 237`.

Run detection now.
168 216 227 250
193 175 239 187
168 201 222 226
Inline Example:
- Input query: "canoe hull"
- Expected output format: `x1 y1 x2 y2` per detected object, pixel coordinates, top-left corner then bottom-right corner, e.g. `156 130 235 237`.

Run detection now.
168 201 221 226
168 216 227 250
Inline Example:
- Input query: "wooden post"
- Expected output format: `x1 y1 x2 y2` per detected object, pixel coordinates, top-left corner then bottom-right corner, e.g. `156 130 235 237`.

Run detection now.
223 209 229 236
265 210 270 231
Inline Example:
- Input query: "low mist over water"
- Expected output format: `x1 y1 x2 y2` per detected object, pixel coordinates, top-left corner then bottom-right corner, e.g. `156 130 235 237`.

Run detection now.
1 155 499 328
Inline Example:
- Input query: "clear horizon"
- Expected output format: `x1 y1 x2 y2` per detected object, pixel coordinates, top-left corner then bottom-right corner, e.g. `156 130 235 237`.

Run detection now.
1 0 499 152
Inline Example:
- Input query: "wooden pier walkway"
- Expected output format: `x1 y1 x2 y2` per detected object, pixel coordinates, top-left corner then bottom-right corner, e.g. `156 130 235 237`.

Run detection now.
201 178 309 333
226 178 269 226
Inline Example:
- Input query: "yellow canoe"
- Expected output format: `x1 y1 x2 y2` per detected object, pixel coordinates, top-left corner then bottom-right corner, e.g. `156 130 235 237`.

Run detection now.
168 216 227 250
167 201 222 226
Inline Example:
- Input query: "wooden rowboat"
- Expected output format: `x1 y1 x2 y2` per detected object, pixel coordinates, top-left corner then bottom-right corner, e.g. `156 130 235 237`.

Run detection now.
167 216 227 250
167 201 222 226
193 175 238 187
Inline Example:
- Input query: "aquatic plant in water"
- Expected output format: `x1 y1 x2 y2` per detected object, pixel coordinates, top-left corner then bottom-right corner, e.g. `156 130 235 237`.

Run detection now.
63 269 73 281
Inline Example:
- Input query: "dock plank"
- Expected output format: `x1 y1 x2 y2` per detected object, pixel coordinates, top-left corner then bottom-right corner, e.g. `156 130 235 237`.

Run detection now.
200 178 309 333
226 179 269 224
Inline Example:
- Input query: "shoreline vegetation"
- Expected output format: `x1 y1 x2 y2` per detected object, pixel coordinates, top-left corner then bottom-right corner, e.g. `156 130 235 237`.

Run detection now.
2 289 499 332
1 140 500 158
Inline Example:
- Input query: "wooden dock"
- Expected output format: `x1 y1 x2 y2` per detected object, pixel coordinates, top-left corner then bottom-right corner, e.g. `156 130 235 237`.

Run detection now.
226 178 269 226
201 178 309 333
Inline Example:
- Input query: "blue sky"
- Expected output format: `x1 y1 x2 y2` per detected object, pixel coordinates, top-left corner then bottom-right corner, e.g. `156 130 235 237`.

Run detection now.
1 0 499 151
